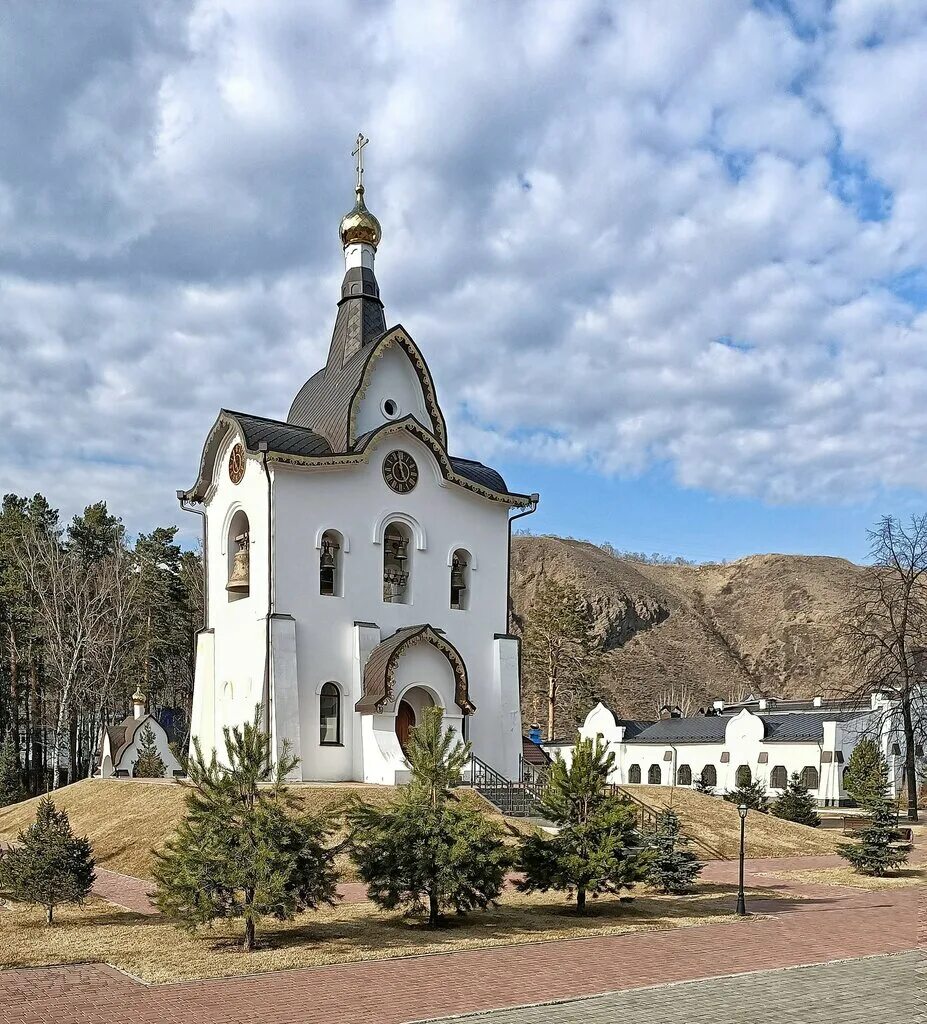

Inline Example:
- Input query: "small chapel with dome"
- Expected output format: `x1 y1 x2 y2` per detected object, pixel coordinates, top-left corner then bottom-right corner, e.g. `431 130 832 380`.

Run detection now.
179 136 538 784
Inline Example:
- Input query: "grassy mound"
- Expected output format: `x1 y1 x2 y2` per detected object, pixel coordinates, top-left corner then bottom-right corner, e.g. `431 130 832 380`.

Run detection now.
0 778 515 880
629 786 843 859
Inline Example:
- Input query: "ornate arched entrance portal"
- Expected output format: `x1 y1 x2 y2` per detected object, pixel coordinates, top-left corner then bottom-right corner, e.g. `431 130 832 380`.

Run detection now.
395 685 436 755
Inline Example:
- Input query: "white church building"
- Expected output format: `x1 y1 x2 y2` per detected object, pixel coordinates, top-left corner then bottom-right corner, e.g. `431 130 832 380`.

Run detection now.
550 693 925 806
178 137 537 784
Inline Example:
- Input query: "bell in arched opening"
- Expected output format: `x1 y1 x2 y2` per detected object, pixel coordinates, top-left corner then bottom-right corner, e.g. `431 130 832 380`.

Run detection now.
226 532 251 595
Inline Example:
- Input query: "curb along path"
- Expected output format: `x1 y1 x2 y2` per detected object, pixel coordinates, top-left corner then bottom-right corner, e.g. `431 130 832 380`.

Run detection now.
1 856 921 1024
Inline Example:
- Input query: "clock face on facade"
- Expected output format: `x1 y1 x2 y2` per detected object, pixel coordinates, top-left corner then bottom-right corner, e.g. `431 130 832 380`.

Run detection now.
228 443 246 485
383 450 418 494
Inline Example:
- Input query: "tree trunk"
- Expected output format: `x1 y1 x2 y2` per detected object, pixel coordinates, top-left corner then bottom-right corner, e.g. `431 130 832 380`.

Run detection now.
901 698 919 822
51 690 69 791
428 889 440 928
547 672 556 741
576 886 586 914
243 888 255 951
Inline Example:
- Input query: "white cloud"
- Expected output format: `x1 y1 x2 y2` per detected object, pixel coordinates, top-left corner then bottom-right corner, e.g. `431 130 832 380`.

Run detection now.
2 0 927 535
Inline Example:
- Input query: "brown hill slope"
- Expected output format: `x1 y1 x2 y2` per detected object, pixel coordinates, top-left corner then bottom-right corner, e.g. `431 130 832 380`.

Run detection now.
511 536 862 726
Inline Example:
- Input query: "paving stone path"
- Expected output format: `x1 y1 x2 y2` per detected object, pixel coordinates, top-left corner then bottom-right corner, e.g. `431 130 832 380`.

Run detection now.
1 855 922 1024
419 951 926 1024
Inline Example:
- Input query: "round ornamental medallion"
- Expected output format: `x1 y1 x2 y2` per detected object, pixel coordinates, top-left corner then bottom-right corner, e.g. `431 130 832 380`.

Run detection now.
383 450 418 494
228 443 246 485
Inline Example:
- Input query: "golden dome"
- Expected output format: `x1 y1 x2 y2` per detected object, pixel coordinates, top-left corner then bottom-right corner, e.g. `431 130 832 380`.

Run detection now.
339 186 382 248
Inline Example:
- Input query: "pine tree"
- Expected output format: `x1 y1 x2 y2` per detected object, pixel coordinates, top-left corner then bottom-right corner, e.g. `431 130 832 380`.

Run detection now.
838 798 909 876
348 707 508 927
646 808 704 893
772 772 821 827
0 796 94 923
843 738 888 808
0 733 23 806
152 706 337 951
724 779 770 813
517 736 649 912
132 723 166 779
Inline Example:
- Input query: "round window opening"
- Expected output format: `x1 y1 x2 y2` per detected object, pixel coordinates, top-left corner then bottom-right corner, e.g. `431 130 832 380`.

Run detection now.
381 398 400 419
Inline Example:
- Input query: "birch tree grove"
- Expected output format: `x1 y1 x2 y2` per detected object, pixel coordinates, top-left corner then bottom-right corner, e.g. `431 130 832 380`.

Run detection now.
0 493 201 798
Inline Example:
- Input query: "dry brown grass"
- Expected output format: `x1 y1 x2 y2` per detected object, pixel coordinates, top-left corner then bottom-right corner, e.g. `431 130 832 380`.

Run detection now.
0 780 525 881
757 864 926 890
630 787 844 860
0 883 763 984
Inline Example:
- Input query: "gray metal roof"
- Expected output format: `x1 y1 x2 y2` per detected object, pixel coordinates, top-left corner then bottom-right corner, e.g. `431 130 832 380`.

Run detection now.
630 709 868 745
633 717 729 744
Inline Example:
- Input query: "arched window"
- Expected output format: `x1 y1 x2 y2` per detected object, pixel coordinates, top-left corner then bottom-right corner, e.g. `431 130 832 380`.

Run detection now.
769 765 787 789
800 766 819 790
226 510 251 602
319 530 343 597
700 764 717 788
319 683 341 745
676 764 692 786
735 764 752 787
628 764 641 784
383 522 412 604
450 548 471 610
648 764 662 785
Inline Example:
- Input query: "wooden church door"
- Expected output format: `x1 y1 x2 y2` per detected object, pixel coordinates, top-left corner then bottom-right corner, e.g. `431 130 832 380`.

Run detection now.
396 700 415 754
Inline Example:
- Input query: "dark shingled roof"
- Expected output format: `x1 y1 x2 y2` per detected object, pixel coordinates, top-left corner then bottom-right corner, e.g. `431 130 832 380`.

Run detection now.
356 624 474 715
616 719 652 739
449 457 509 494
229 411 332 458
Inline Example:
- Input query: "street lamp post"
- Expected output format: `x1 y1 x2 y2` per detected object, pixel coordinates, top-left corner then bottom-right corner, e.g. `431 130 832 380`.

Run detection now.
736 803 748 916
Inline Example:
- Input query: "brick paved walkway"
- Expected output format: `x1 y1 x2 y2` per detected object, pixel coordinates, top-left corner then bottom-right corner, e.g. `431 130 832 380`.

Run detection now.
1 857 922 1024
420 951 926 1024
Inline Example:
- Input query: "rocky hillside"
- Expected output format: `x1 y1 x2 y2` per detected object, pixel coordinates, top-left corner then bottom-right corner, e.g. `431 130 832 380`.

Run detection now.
511 535 862 727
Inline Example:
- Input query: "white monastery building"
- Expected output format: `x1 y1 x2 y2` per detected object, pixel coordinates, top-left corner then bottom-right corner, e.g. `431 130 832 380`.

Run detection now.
178 137 537 784
552 693 925 806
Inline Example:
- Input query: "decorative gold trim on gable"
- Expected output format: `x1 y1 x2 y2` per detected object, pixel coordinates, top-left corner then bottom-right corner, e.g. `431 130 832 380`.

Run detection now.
347 327 448 450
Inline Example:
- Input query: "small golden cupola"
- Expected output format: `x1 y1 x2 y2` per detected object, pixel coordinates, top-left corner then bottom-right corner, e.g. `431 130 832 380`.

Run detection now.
339 132 382 249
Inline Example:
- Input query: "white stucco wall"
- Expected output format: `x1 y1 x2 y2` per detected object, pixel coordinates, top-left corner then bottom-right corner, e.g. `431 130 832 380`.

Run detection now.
354 344 435 438
190 418 523 782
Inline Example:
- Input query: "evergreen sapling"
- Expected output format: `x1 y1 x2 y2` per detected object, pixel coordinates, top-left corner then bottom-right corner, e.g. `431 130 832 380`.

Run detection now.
518 736 649 912
0 796 95 924
724 779 769 813
153 705 337 951
771 773 820 827
646 808 704 893
838 798 909 876
132 723 167 779
0 734 23 807
349 707 508 927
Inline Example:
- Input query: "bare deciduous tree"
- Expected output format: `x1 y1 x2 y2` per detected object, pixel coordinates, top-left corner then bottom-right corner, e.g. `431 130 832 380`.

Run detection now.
840 515 927 821
14 526 113 789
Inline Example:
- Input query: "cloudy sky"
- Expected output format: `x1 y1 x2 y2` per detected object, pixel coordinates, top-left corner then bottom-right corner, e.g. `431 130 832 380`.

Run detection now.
2 0 927 562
